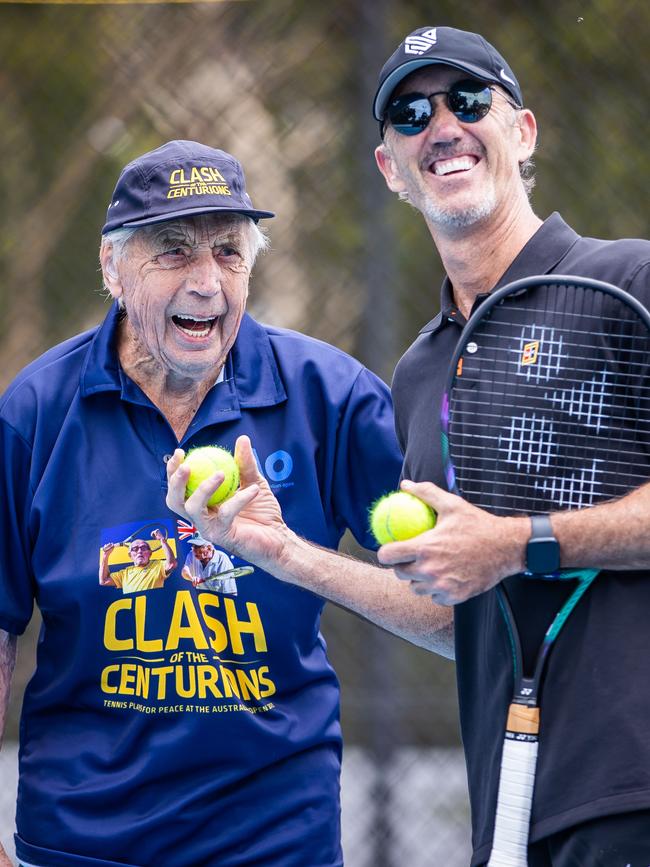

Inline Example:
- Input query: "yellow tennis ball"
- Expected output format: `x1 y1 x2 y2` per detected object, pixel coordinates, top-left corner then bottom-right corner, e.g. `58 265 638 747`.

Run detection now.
370 491 436 545
183 446 239 507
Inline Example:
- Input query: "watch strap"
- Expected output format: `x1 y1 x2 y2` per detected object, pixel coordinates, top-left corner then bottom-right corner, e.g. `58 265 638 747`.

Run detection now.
530 514 554 539
526 513 560 576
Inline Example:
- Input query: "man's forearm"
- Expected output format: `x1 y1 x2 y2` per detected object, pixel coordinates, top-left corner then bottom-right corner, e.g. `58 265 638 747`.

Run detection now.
554 481 650 570
161 539 176 571
99 555 112 585
274 532 454 658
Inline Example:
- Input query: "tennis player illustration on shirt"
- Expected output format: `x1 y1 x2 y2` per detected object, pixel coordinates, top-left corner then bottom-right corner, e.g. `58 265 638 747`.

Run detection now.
99 523 177 593
181 533 242 595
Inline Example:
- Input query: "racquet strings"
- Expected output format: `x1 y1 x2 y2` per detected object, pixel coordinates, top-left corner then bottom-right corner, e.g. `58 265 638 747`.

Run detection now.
447 280 650 518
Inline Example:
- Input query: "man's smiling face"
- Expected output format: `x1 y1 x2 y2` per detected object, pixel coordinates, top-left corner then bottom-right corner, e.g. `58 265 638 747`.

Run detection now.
105 213 253 383
128 540 152 567
375 66 534 231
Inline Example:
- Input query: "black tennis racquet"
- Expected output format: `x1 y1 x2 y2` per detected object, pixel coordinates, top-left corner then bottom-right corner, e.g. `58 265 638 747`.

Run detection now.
440 275 650 866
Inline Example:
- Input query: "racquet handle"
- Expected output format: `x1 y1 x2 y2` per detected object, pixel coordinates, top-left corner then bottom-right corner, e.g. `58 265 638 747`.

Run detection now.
487 706 540 867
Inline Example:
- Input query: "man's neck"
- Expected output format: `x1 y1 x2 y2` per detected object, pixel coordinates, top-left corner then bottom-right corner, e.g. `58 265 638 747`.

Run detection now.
116 322 219 440
430 199 543 318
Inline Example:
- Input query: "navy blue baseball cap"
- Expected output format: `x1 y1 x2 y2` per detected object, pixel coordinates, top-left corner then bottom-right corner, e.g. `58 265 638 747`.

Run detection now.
102 140 274 234
373 26 523 122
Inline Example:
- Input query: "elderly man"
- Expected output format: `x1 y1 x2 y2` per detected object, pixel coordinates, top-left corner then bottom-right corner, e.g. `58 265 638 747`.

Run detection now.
166 29 650 867
100 529 176 593
0 140 447 867
181 533 237 594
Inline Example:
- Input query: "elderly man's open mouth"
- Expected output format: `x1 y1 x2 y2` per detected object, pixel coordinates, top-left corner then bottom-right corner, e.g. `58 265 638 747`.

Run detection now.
171 314 219 340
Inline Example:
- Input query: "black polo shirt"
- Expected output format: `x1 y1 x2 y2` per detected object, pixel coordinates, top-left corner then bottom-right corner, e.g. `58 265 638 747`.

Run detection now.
391 213 650 864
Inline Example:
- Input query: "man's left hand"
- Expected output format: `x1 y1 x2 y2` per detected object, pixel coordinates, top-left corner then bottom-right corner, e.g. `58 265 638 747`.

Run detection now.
376 480 528 605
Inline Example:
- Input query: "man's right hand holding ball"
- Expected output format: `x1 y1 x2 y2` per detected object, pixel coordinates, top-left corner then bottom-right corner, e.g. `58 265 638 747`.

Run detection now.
165 435 293 571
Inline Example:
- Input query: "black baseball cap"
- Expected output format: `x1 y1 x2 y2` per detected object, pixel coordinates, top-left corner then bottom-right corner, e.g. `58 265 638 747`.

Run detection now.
102 140 274 235
373 26 523 122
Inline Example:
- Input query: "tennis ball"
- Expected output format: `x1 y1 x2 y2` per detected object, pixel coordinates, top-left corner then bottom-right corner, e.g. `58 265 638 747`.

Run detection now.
370 491 436 545
183 446 239 507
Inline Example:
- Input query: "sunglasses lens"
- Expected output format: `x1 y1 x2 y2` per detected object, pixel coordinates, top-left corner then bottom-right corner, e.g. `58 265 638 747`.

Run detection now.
386 95 432 136
448 81 492 123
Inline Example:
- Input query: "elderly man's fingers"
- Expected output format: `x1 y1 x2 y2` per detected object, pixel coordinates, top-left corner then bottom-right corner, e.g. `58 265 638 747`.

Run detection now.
209 485 260 523
183 472 258 515
165 461 192 516
183 471 226 509
166 448 186 480
234 435 265 488
182 480 261 535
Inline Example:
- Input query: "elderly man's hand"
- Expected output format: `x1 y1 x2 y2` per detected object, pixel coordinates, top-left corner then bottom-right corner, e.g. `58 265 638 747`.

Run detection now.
376 481 528 605
166 435 292 570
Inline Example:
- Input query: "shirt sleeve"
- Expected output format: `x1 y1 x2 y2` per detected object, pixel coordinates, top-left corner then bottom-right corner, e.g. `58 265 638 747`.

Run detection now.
0 419 37 634
331 367 403 550
209 551 234 575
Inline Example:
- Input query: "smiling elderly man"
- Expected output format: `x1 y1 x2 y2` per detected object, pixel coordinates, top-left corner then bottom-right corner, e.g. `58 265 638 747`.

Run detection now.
99 529 176 593
0 140 448 867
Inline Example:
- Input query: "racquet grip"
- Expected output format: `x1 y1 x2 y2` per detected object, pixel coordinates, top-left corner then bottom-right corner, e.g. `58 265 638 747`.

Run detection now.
487 707 540 867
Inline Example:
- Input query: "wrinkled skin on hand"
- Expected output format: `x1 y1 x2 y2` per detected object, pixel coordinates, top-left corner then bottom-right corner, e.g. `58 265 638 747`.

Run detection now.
166 435 293 572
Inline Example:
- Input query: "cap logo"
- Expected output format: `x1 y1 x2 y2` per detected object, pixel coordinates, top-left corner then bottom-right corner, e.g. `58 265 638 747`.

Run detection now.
499 68 516 87
167 165 232 200
404 27 437 55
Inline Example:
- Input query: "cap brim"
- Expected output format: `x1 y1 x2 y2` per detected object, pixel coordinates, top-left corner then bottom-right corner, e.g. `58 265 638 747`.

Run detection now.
189 536 212 546
122 204 275 229
373 58 504 120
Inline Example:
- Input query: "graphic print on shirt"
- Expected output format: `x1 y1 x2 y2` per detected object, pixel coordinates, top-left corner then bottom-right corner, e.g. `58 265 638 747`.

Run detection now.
177 519 252 595
99 518 178 593
99 517 274 717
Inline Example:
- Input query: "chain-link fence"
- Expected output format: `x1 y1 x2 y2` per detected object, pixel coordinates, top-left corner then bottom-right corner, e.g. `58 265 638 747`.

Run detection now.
1 0 648 864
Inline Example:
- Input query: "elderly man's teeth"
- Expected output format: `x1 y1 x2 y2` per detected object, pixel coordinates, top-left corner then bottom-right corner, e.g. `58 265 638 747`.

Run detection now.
179 325 210 337
173 315 216 338
433 156 477 176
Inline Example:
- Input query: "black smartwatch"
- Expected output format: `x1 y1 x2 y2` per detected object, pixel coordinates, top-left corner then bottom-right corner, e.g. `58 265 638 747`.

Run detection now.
525 514 560 576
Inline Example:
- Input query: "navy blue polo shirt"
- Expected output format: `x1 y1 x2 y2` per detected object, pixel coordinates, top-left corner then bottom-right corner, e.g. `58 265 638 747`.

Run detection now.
392 213 650 864
0 307 403 867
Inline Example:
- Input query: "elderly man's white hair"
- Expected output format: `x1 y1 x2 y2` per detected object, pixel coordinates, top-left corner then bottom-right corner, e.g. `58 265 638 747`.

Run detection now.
100 216 270 308
101 215 270 267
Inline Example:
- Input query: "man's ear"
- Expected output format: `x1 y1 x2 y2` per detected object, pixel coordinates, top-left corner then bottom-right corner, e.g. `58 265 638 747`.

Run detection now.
100 241 123 302
516 108 538 162
374 142 407 194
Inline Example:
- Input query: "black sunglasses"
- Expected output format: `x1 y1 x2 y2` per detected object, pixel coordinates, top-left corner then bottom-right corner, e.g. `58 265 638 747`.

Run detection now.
383 79 520 137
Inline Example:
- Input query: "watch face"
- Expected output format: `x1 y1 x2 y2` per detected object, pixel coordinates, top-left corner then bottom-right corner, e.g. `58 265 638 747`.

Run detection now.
527 539 560 575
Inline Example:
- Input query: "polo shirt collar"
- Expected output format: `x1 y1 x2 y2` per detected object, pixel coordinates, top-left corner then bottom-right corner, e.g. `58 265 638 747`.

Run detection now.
419 212 580 336
80 303 287 409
